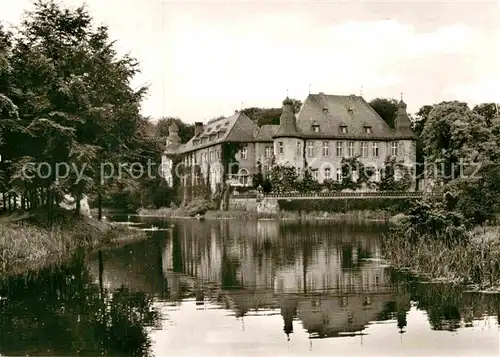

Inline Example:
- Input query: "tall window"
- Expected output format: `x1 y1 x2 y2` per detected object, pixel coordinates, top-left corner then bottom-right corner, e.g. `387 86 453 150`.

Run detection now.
307 141 314 157
239 169 249 185
361 142 368 157
209 151 213 162
336 141 343 157
312 169 319 181
372 142 379 157
216 150 220 160
348 142 355 157
336 168 342 181
296 141 301 155
278 141 284 154
324 167 331 180
322 141 329 156
391 141 398 156
241 145 247 159
265 145 272 158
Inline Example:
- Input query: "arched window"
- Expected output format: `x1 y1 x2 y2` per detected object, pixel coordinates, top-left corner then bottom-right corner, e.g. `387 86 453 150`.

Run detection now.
239 168 249 185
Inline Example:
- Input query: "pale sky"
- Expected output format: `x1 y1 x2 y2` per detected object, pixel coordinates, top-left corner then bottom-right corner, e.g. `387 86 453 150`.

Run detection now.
1 0 499 123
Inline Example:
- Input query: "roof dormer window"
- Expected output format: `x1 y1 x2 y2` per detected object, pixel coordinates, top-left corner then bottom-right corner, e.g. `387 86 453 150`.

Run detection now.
312 122 320 133
217 131 224 138
364 126 372 134
340 125 348 134
193 139 199 146
209 134 216 141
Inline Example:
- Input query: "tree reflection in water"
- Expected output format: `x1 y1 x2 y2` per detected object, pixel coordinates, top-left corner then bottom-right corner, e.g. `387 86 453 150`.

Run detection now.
0 252 160 356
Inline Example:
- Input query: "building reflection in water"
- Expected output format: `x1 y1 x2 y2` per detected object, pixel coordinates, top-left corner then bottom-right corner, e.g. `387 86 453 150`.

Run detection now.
161 220 406 339
85 218 500 346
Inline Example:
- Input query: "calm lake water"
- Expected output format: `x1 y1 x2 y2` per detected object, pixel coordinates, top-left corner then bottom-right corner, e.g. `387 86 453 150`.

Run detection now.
1 217 499 356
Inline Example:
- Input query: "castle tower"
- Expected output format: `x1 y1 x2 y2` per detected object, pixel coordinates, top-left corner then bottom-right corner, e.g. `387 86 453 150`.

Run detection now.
166 122 181 152
162 122 182 187
272 97 304 170
394 95 417 191
394 96 413 134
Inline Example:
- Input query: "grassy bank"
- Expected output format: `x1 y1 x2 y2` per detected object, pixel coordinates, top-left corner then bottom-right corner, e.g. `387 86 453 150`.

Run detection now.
136 206 391 222
0 209 146 277
137 196 410 221
382 226 500 290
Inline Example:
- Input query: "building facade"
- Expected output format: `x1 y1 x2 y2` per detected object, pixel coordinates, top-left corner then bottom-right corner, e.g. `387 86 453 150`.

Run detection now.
162 92 417 192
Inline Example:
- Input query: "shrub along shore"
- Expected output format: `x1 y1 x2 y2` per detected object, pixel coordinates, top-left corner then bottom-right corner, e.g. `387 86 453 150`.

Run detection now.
0 209 146 277
136 196 412 222
381 198 500 291
382 226 500 289
136 206 392 221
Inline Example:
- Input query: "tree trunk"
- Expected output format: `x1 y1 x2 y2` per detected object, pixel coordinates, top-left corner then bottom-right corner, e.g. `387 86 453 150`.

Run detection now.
75 192 81 217
2 192 6 212
7 194 11 212
97 191 103 221
47 187 53 226
40 186 45 206
29 189 33 209
220 183 231 211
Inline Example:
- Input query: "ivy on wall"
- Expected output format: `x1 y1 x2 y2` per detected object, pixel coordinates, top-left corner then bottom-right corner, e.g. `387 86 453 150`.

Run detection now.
378 156 412 191
266 155 411 194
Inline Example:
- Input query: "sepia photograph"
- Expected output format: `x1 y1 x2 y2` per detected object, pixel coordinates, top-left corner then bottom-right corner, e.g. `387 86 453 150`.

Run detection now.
0 0 499 356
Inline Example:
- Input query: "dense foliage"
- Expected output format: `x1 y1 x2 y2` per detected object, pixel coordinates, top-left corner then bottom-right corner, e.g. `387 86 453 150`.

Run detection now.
389 100 500 247
266 156 411 193
0 1 167 217
369 98 398 128
243 98 301 126
0 1 159 218
278 197 414 214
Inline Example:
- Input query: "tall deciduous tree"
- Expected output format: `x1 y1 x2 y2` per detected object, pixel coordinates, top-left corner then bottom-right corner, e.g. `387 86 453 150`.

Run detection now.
243 98 302 126
154 117 194 143
369 98 398 128
0 0 150 221
421 101 495 184
473 103 500 125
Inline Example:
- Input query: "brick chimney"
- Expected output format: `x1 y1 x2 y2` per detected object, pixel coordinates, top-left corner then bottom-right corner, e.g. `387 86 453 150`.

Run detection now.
194 122 203 136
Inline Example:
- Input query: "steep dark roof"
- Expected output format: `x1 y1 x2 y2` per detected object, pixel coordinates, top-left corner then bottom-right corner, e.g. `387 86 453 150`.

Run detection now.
296 93 414 140
394 100 416 139
273 97 301 138
254 124 279 141
167 112 258 154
